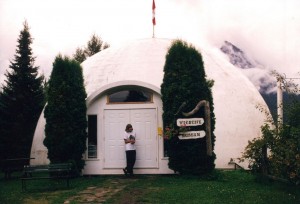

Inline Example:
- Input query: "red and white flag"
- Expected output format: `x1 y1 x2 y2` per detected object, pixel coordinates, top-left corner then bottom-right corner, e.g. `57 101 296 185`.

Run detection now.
152 0 156 26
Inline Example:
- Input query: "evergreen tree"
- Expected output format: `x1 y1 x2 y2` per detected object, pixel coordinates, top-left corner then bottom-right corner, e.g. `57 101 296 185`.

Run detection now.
73 47 86 63
0 21 45 160
85 34 103 57
44 55 87 172
161 40 216 175
102 42 110 50
73 34 110 63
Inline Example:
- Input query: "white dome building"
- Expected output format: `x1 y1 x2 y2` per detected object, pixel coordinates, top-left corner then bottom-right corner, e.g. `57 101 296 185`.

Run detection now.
31 38 269 174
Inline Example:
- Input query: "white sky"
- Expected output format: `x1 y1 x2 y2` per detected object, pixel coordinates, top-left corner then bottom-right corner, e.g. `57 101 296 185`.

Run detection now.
1 0 300 84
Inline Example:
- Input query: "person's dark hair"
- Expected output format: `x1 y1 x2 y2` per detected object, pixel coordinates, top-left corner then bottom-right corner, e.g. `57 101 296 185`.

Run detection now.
125 124 133 132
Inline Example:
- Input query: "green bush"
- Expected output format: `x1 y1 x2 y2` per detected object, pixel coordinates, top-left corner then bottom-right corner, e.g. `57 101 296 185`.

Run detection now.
161 39 216 175
241 80 300 184
44 55 87 173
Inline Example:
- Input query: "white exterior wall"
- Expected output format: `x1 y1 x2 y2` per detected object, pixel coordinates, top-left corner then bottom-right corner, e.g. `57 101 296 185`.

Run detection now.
30 38 270 173
30 110 50 165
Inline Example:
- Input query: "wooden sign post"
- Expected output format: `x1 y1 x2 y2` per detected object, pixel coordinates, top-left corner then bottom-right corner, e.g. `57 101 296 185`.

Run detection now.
182 100 212 156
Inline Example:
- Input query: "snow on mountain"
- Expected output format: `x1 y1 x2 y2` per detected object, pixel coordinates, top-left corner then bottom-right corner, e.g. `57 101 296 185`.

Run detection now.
220 41 255 69
220 41 276 94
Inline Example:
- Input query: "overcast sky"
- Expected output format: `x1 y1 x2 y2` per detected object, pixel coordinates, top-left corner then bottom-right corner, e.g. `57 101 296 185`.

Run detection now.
1 0 300 84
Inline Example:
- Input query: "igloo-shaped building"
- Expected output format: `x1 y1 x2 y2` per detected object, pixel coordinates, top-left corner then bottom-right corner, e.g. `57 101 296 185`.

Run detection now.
31 38 269 174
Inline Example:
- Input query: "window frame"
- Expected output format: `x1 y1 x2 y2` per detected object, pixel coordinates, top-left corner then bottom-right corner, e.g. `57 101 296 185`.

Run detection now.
107 89 153 104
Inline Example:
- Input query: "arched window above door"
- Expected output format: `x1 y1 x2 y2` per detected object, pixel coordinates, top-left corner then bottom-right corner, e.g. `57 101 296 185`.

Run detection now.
107 89 153 103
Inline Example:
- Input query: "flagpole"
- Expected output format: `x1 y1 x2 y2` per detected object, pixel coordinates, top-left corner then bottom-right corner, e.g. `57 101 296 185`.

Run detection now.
153 24 155 38
152 0 156 38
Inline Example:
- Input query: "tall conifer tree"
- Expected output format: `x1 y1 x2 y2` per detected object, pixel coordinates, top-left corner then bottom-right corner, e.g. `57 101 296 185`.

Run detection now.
161 40 216 174
73 47 86 63
73 34 110 63
0 21 45 160
44 55 87 172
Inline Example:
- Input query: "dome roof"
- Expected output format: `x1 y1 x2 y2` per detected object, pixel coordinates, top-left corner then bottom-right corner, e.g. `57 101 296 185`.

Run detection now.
82 38 171 99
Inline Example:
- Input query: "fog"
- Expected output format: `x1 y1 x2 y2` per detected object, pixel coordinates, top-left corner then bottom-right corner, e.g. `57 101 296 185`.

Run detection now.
1 0 299 86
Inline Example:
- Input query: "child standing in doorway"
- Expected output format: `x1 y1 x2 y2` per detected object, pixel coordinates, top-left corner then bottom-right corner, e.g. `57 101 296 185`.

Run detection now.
123 124 136 176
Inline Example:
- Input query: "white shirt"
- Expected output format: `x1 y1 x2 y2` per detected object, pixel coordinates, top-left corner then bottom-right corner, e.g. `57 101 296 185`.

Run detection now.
124 131 136 151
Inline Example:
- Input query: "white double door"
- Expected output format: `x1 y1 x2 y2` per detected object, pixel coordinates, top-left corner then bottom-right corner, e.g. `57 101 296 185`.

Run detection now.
104 109 158 168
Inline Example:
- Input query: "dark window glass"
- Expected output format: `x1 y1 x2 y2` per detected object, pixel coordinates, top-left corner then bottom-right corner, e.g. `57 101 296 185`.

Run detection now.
88 115 97 158
108 90 152 103
164 140 170 157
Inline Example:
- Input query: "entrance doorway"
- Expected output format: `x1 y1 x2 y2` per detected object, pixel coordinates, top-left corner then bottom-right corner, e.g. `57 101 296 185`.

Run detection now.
104 109 158 169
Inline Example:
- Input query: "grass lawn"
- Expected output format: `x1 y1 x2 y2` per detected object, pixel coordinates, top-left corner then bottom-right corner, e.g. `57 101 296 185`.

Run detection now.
0 170 299 204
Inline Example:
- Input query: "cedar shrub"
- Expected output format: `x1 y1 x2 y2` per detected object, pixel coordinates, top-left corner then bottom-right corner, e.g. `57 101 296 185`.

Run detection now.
161 40 216 175
44 55 87 173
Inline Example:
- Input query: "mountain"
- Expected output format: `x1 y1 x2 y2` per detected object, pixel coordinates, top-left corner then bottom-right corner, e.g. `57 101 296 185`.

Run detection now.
220 40 300 122
220 41 276 94
219 41 276 120
220 41 255 69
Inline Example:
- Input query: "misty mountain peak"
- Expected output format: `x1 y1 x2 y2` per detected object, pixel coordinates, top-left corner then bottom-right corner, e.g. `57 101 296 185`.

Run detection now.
220 40 277 95
220 41 255 69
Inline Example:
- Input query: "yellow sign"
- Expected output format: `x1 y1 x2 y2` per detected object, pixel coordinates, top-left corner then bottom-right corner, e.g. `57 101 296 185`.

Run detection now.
157 127 163 136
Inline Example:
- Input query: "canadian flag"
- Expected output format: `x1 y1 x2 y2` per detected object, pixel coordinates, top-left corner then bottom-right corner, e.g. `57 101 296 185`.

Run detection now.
152 0 156 26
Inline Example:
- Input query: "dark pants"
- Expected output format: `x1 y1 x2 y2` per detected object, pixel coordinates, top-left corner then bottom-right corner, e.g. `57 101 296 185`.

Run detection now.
125 150 136 175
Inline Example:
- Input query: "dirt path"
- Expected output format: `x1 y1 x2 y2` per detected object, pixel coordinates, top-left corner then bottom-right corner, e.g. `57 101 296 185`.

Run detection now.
64 177 138 204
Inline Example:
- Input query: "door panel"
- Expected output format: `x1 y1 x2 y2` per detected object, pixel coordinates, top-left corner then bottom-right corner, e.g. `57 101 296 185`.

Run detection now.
131 109 158 168
104 110 128 168
104 109 158 168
